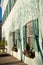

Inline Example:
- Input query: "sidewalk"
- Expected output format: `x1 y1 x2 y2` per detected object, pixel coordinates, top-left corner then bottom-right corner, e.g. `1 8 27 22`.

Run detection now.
0 53 27 65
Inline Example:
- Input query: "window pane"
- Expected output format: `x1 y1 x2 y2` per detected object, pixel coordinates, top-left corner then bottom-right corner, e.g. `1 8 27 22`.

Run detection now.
27 22 33 49
27 22 33 36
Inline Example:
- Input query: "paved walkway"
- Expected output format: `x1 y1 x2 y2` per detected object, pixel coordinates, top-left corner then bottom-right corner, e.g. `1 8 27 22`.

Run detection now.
0 53 27 65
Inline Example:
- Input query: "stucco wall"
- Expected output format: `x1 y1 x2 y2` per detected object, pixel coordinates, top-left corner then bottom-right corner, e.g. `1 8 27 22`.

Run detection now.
2 0 43 65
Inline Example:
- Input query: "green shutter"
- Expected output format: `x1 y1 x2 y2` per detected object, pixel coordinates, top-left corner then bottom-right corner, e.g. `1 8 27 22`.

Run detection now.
32 19 39 52
8 0 11 14
6 6 7 17
6 5 8 17
13 32 15 46
15 31 17 46
12 0 15 7
17 29 21 48
32 19 39 36
23 26 27 50
4 10 6 22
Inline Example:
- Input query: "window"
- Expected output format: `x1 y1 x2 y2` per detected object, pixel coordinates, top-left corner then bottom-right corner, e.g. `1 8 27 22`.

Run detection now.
13 32 17 46
12 29 21 52
26 22 33 50
12 30 18 52
26 19 39 51
23 19 39 58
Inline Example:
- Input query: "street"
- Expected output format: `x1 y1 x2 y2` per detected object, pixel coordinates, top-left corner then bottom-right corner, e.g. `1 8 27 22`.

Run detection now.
0 53 27 65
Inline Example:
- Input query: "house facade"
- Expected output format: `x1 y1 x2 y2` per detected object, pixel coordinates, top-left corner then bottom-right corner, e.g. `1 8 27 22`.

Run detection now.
2 0 43 65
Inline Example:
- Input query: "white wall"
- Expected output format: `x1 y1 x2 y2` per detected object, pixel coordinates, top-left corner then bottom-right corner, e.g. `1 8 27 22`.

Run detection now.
2 0 42 65
24 52 42 65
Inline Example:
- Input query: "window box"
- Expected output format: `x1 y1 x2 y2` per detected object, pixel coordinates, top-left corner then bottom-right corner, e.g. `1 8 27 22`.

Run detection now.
12 46 18 52
23 49 35 59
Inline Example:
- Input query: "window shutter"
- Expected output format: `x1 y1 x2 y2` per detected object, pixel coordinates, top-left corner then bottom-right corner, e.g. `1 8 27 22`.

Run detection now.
13 32 15 46
8 0 11 14
6 5 8 17
17 29 21 48
32 19 39 36
12 0 15 7
32 19 40 52
23 26 27 50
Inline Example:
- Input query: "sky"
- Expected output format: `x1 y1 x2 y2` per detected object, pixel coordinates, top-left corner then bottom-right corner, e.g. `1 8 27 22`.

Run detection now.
0 0 1 4
0 0 2 21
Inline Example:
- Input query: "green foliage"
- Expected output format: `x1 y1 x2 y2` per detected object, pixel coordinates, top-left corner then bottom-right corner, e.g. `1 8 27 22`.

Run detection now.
0 39 7 48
